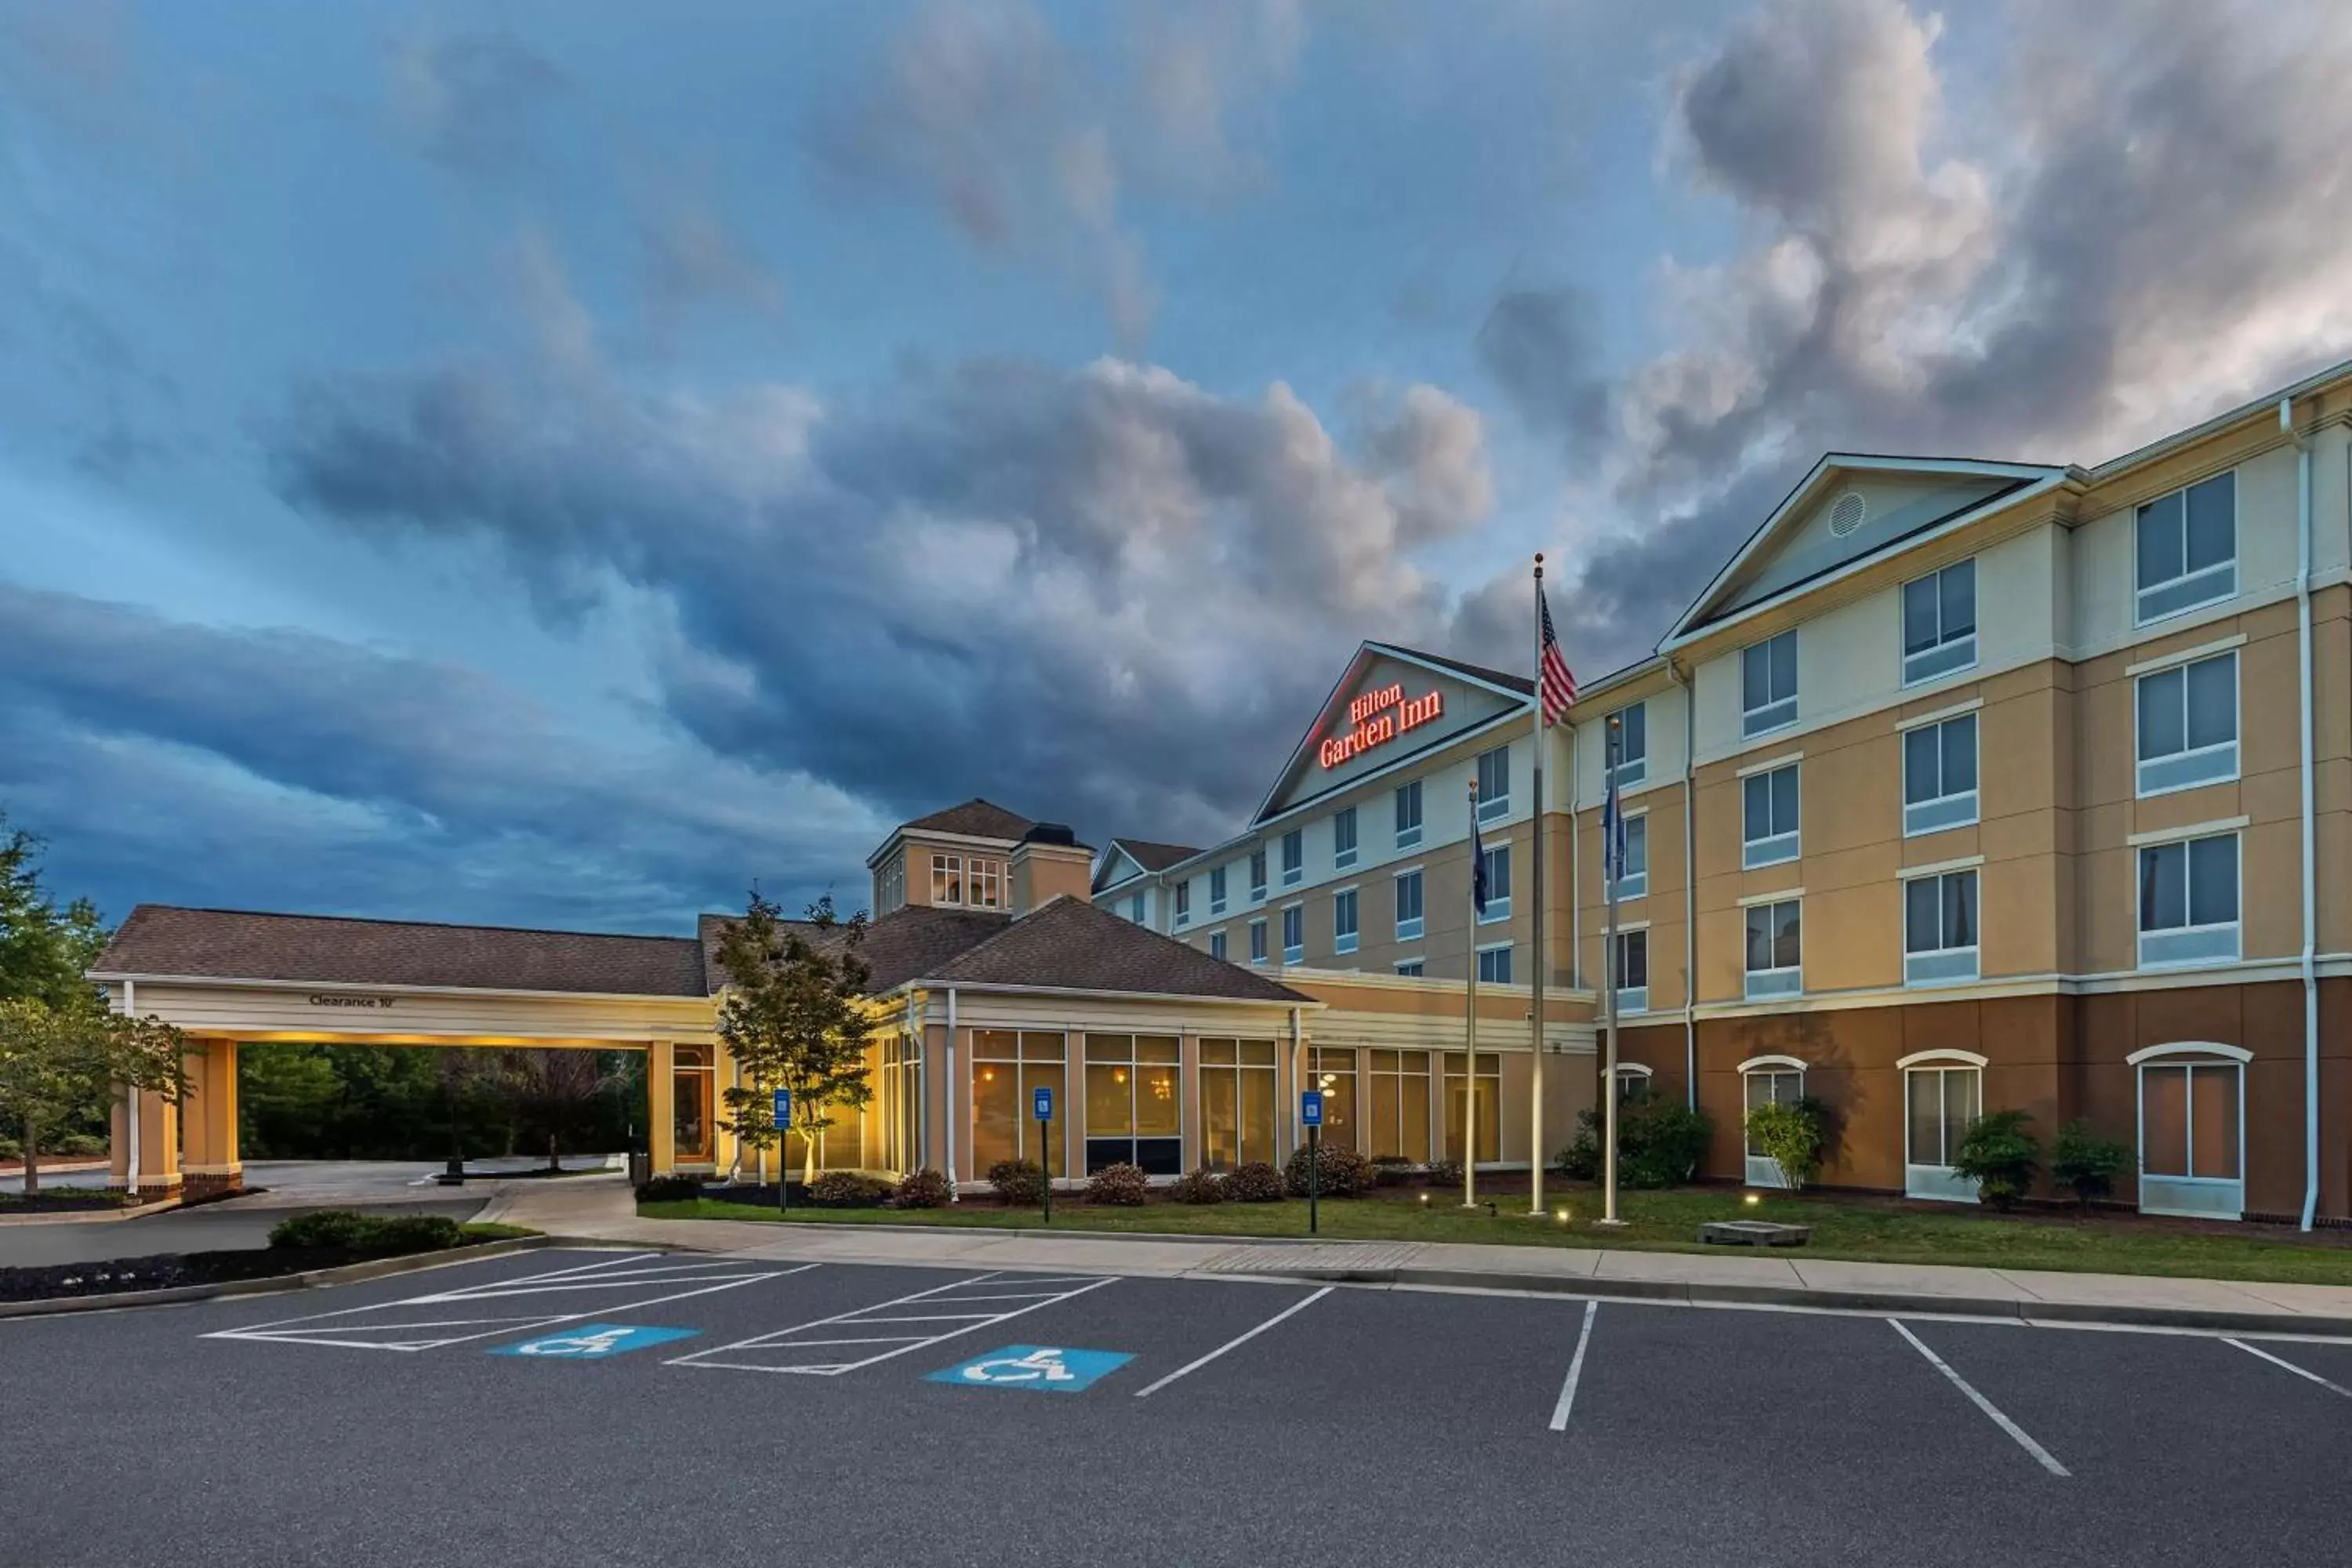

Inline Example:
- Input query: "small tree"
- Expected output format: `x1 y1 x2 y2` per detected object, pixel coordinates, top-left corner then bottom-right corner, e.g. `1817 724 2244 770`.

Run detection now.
0 999 188 1194
1744 1095 1826 1192
1951 1109 2042 1211
2051 1120 2132 1210
713 893 873 1185
497 1049 626 1171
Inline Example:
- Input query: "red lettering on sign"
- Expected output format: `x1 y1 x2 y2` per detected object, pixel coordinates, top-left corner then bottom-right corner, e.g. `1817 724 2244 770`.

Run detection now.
1319 688 1443 769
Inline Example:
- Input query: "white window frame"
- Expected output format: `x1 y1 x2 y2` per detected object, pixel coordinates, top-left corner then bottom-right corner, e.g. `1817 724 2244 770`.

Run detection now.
1476 746 1512 823
1614 1062 1654 1103
931 852 964 906
1280 829 1304 887
1280 902 1304 965
1901 712 1979 837
1477 840 1512 924
1394 958 1424 977
1741 630 1798 737
1249 848 1268 902
1901 558 1978 686
1333 887 1360 955
2136 829 2241 969
1897 1048 1987 1203
1475 940 1513 985
1902 865 1980 986
1173 880 1191 928
2135 469 2238 626
1612 925 1649 1016
2128 1041 2250 1221
1737 1054 1808 1189
1127 892 1145 924
1248 917 1268 967
1209 864 1228 916
1612 811 1649 900
1743 897 1802 999
1333 806 1359 869
1393 866 1425 943
1741 760 1801 869
1208 931 1228 963
1610 702 1648 789
2134 649 2239 798
1394 780 1424 849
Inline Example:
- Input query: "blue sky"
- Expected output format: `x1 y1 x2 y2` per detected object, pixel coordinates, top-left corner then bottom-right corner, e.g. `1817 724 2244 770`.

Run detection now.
4 0 2349 935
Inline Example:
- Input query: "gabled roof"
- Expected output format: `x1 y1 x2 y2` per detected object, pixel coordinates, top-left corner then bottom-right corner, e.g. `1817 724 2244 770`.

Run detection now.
1092 838 1202 894
697 906 1014 995
1385 644 1534 696
95 906 713 997
924 896 1308 1004
900 798 1036 840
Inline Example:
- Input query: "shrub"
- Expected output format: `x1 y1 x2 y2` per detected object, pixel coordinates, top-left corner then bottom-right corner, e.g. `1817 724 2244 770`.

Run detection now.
267 1209 372 1250
1168 1166 1226 1204
361 1214 466 1254
1369 1155 1417 1188
2052 1121 2132 1208
807 1171 895 1208
988 1158 1048 1206
1552 1100 1715 1189
1222 1161 1285 1202
1284 1144 1376 1198
634 1173 705 1204
54 1132 107 1157
1554 1131 1599 1181
1951 1109 2041 1210
892 1168 954 1209
1744 1096 1827 1191
1421 1158 1465 1188
1086 1162 1151 1205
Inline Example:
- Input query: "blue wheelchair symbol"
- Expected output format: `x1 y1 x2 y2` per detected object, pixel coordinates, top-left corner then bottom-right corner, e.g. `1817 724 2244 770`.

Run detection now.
492 1323 700 1359
927 1344 1131 1393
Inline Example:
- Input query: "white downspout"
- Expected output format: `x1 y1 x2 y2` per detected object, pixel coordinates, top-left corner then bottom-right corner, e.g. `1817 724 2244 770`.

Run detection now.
945 986 960 1201
122 978 139 1194
1289 1005 1305 1160
2288 398 2320 1230
1668 655 1697 1111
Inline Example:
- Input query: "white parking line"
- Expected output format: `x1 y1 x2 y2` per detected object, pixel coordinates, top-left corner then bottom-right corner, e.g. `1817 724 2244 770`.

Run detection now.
670 1271 1117 1376
1131 1287 1332 1399
1548 1299 1599 1431
1890 1319 2069 1476
2225 1338 2352 1398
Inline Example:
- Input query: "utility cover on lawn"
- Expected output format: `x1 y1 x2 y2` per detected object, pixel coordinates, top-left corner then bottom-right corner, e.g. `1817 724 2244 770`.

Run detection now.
1700 1220 1811 1247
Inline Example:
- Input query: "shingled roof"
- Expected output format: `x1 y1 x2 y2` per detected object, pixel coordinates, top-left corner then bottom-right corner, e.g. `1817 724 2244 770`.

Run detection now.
695 906 1014 995
94 906 712 997
1385 643 1534 695
927 896 1308 1003
1105 838 1203 875
901 798 1036 840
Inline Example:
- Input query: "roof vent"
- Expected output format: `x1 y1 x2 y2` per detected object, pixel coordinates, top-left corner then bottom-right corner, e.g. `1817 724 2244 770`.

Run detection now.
1022 822 1078 847
1828 491 1867 537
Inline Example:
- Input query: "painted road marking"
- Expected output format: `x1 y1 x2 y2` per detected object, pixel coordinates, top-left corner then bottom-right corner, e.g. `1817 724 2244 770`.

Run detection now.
492 1323 701 1358
1890 1319 2069 1477
204 1254 807 1353
2225 1338 2352 1399
1131 1286 1332 1399
1548 1299 1599 1432
669 1271 1116 1377
928 1345 1133 1393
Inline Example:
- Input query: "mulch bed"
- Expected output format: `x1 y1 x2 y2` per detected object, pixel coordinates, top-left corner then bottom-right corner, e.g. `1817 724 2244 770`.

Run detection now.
0 1192 141 1214
0 1243 461 1304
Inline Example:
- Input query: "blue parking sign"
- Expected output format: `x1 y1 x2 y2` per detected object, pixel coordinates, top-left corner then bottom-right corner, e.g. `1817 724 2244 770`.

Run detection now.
1301 1089 1323 1127
1034 1085 1054 1121
772 1087 791 1126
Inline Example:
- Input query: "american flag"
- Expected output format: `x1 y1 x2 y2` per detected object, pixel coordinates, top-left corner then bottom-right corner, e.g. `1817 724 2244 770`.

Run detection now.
1539 590 1577 724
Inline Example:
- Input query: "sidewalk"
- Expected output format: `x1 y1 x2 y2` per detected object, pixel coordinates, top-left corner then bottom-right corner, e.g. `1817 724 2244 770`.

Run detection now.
480 1178 2352 1338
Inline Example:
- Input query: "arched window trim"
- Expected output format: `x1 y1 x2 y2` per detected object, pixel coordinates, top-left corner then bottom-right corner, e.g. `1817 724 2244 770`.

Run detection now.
1613 1062 1654 1079
2125 1040 2253 1065
1895 1047 1988 1071
1737 1054 1809 1075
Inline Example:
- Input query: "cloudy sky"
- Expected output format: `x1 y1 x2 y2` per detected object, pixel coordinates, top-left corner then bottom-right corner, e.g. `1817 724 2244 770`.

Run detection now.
4 0 2349 935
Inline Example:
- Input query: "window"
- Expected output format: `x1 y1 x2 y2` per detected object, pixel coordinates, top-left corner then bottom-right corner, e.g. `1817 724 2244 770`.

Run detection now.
1082 1033 1181 1175
1282 904 1304 964
1740 1061 1806 1188
1174 881 1192 927
1903 714 1979 835
931 852 964 905
876 1033 924 1176
1742 630 1798 736
1128 892 1145 923
1613 928 1649 1015
1902 560 1977 684
1281 829 1304 887
967 858 1004 909
1741 763 1801 868
1394 959 1424 977
1904 1061 1982 1199
1479 841 1512 923
1395 781 1424 848
1367 1049 1432 1162
2136 652 2238 796
2139 832 2240 967
1744 899 1802 998
1613 813 1649 900
1394 869 1425 942
1333 807 1359 869
2136 470 2236 623
672 1043 715 1165
1209 931 1228 962
1249 848 1268 901
1309 1047 1357 1150
1616 1064 1654 1104
1904 869 1979 985
1442 1051 1502 1164
1199 1038 1279 1172
1476 942 1513 984
1610 703 1648 788
1249 918 1268 966
1334 888 1359 955
972 1031 1066 1174
2137 1049 2246 1218
1476 746 1511 822
1209 865 1228 915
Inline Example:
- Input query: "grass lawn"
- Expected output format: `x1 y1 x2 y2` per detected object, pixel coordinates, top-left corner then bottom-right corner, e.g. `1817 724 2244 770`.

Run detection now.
638 1185 2352 1286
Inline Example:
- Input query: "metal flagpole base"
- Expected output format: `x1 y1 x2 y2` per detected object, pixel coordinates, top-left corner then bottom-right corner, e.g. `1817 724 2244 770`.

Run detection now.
1590 1218 1632 1229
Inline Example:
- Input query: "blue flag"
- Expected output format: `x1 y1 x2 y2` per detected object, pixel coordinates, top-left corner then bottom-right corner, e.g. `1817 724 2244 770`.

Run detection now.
1471 801 1488 918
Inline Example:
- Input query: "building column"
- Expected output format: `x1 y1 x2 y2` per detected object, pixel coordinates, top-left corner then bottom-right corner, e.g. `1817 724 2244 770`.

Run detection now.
180 1038 242 1192
108 1087 181 1192
648 1040 677 1175
713 1038 742 1178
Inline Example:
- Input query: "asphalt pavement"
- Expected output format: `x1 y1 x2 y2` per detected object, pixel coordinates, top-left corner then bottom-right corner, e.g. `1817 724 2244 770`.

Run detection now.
4 1247 2350 1566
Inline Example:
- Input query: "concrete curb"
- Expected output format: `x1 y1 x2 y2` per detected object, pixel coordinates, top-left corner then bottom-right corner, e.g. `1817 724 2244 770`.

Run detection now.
0 1196 184 1227
0 1235 555 1320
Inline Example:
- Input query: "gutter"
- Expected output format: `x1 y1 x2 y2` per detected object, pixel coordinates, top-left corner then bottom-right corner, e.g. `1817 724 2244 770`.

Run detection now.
1668 655 1697 1111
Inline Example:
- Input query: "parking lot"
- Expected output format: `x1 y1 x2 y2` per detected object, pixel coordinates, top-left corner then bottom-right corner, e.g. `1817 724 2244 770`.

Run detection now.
5 1247 2351 1567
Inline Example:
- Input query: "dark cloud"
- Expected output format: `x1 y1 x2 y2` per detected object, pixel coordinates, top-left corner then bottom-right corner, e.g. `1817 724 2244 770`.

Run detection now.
0 583 879 931
386 31 564 172
1475 285 1610 457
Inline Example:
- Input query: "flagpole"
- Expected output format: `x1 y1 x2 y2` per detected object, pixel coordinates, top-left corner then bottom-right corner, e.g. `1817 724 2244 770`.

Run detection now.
1463 777 1479 1210
1528 554 1548 1217
1601 714 1624 1228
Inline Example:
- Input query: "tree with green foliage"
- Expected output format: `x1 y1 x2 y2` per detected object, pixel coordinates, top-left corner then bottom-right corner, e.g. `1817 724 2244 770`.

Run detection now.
0 998 188 1193
1951 1108 2042 1210
495 1048 628 1170
0 813 108 1011
1744 1095 1828 1192
712 892 873 1185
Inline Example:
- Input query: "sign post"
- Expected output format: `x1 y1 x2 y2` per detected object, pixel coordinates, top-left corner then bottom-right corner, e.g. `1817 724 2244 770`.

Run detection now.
1301 1089 1324 1236
1033 1085 1054 1225
771 1087 792 1212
